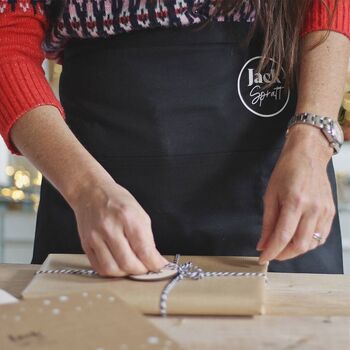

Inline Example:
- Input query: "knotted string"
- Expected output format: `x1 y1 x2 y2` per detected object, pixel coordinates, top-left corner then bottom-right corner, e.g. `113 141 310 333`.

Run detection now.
35 254 267 316
159 254 267 316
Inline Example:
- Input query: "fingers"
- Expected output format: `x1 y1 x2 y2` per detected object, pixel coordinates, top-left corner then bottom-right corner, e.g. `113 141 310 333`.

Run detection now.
83 245 100 273
257 192 279 251
275 211 318 261
266 199 336 262
84 219 166 277
308 204 335 251
75 184 168 277
124 216 168 272
84 232 124 277
309 232 322 252
258 202 301 265
102 226 148 275
318 202 335 242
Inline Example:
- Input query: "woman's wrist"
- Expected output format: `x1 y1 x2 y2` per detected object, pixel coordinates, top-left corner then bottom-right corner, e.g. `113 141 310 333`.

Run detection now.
283 123 334 163
63 161 117 209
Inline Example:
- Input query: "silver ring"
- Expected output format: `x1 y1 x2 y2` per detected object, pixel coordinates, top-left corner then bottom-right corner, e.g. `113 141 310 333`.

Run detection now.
312 232 323 243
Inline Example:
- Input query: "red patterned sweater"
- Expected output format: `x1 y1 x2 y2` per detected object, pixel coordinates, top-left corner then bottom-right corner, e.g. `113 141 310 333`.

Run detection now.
0 0 349 155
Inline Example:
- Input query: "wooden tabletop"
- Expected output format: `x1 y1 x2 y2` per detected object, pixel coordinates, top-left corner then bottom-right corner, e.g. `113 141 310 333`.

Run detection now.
1 264 350 349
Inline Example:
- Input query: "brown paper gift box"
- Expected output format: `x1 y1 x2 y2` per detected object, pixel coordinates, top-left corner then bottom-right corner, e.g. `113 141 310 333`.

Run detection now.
0 289 181 350
22 254 268 316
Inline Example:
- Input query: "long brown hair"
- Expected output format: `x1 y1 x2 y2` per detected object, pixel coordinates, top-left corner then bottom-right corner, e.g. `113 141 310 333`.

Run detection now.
206 0 340 89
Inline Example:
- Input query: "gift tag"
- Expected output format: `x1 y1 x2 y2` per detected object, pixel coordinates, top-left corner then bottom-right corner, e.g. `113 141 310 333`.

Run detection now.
129 264 178 281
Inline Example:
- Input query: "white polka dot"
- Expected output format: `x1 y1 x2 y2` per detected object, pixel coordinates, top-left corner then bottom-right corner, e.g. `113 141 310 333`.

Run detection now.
108 296 115 302
43 299 51 306
147 336 159 345
75 306 82 312
59 295 69 302
82 292 89 298
96 294 102 299
120 345 128 350
96 348 105 350
52 308 60 315
14 315 21 322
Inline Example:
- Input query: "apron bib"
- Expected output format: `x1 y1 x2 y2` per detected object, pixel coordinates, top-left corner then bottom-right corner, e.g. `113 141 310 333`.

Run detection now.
32 22 343 273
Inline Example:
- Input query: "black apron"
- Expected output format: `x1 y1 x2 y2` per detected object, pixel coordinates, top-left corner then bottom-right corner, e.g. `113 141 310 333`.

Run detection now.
32 21 344 273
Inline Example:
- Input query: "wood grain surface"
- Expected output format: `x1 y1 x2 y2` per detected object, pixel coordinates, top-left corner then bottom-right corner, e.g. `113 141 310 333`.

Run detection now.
1 264 350 349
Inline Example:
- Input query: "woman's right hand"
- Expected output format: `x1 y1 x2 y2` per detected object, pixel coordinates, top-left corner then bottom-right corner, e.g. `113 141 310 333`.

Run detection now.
9 106 167 277
71 176 168 277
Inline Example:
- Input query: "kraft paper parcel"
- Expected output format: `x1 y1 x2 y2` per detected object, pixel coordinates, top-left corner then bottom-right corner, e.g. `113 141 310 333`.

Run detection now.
22 254 268 316
0 290 181 350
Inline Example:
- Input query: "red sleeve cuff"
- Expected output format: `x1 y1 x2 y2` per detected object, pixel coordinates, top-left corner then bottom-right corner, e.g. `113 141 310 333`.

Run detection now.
301 0 350 40
0 59 65 156
0 0 65 156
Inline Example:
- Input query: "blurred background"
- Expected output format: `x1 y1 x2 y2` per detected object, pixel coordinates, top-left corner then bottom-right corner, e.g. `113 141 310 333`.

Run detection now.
0 59 350 272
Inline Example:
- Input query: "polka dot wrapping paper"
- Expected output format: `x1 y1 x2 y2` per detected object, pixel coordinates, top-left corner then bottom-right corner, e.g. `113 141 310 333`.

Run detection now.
0 289 181 350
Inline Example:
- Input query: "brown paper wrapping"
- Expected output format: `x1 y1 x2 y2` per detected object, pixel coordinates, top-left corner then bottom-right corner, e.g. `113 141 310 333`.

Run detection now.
22 254 268 316
0 290 181 350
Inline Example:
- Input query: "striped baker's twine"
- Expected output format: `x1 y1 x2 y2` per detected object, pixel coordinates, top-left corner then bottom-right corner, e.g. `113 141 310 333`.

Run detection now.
35 268 97 276
159 254 267 317
35 254 267 317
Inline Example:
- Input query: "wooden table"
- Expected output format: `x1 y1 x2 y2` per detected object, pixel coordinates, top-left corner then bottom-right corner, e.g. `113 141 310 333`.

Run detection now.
1 264 350 349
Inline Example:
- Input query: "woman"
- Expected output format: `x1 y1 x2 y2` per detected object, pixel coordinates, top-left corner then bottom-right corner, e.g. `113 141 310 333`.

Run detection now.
0 0 349 276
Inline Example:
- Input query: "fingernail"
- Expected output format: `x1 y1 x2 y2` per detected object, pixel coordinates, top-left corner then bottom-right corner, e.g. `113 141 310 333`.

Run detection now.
258 254 265 263
259 258 268 265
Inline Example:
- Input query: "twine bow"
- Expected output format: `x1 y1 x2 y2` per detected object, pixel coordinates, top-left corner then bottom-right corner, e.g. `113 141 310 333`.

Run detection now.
159 254 267 316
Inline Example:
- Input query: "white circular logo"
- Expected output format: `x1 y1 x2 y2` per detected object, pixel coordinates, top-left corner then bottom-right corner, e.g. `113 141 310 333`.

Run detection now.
237 56 290 118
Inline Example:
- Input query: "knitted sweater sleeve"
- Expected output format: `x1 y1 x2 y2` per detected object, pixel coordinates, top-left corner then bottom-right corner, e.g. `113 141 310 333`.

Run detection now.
302 0 350 40
0 0 65 156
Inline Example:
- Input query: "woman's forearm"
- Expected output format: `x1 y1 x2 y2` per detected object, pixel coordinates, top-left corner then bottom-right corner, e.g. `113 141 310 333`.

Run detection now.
10 105 168 274
9 105 113 207
295 30 350 120
258 30 350 264
285 30 350 159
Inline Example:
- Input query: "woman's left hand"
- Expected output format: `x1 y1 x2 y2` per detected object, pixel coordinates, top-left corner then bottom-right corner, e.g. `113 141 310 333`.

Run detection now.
256 124 336 264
